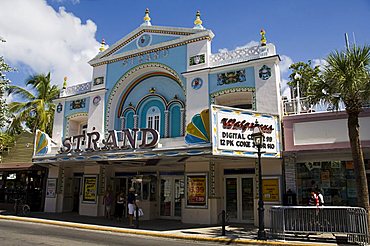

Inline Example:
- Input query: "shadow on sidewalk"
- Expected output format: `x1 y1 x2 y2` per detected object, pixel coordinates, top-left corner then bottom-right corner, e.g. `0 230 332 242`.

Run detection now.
1 211 214 232
0 210 342 244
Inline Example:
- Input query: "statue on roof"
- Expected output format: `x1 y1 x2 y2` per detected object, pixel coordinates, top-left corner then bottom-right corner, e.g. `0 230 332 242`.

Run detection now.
193 10 205 30
99 39 106 52
141 8 152 26
260 29 267 46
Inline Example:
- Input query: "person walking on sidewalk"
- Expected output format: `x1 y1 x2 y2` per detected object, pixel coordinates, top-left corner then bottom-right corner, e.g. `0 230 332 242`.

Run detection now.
127 187 136 227
115 191 125 221
103 188 113 219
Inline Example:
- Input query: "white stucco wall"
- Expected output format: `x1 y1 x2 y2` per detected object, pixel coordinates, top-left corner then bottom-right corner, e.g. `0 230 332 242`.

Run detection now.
254 56 281 115
44 166 60 213
51 101 65 145
184 72 209 125
186 39 210 71
87 91 106 136
92 64 107 91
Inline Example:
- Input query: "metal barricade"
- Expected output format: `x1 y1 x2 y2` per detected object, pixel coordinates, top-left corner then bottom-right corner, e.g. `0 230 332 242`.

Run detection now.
270 206 369 245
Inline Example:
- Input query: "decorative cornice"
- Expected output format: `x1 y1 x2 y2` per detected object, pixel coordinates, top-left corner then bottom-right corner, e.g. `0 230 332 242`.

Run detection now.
92 36 211 67
102 29 194 58
210 87 255 98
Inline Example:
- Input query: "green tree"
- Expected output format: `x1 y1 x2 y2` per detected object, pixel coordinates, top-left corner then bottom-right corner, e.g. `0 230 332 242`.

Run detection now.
0 132 15 149
288 60 322 99
7 73 60 136
291 45 370 221
0 38 14 129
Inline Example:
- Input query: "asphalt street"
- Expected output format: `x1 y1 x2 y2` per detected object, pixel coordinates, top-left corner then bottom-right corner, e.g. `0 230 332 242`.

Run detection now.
0 219 249 246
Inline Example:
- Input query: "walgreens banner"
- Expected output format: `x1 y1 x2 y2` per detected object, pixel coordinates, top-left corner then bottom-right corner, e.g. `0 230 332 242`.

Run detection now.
211 104 281 158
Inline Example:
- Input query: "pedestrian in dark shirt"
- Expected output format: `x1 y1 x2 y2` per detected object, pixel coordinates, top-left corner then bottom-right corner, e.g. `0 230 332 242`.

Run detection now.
115 191 125 221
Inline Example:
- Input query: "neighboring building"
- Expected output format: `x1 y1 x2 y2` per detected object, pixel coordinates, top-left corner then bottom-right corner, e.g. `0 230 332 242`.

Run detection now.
33 10 283 226
0 131 47 211
283 98 370 206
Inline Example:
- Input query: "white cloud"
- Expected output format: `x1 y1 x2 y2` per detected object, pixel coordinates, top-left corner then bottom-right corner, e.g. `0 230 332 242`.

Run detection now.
218 48 228 53
279 55 293 75
281 78 291 99
0 0 100 87
312 58 327 71
217 40 259 53
235 40 259 50
278 55 294 99
53 0 80 5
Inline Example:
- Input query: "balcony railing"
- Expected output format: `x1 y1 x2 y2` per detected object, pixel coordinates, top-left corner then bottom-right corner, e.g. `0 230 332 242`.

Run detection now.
283 97 346 115
64 81 92 97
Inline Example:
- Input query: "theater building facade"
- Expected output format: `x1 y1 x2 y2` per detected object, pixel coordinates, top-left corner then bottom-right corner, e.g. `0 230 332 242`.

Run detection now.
33 11 283 226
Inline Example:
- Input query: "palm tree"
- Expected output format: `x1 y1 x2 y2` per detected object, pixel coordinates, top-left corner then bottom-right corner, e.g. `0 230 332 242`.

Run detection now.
304 45 370 217
7 73 60 136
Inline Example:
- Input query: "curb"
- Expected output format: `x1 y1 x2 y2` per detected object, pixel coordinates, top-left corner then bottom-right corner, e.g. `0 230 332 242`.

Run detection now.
0 215 331 246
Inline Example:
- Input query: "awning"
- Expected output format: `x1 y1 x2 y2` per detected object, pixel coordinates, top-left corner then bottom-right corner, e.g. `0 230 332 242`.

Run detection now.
0 163 38 171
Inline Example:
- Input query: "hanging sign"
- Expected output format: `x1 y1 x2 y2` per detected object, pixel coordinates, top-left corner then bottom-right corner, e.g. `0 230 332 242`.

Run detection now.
211 104 281 158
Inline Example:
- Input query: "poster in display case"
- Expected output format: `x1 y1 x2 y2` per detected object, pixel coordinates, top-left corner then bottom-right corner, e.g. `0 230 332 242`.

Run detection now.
83 175 98 203
262 177 280 203
46 178 57 198
186 173 208 208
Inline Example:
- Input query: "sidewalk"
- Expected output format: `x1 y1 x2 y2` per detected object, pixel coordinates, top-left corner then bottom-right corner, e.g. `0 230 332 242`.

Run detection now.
0 211 342 246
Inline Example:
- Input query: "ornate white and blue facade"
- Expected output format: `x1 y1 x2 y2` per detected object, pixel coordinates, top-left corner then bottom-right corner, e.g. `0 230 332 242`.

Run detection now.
34 10 283 226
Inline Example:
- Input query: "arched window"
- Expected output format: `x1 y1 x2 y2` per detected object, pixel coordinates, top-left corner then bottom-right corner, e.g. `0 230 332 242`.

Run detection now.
146 106 160 132
169 104 182 137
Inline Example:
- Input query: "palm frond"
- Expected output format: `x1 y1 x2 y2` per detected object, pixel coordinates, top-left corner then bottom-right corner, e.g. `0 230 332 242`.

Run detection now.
7 85 35 100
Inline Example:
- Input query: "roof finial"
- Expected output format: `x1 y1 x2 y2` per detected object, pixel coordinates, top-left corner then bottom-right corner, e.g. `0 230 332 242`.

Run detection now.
193 10 204 30
260 29 267 46
141 8 152 26
99 39 106 52
63 77 67 89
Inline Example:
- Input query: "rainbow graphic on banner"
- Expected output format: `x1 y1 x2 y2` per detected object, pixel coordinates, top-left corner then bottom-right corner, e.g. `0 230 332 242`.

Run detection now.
185 109 210 144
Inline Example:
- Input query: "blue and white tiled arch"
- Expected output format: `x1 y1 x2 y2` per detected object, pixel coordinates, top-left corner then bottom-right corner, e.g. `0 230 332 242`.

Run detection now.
105 62 184 133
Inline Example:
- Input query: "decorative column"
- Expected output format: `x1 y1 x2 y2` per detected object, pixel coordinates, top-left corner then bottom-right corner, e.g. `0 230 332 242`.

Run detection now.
284 154 297 193
164 110 169 138
58 167 65 194
209 161 216 197
120 117 125 130
180 108 185 136
133 115 139 128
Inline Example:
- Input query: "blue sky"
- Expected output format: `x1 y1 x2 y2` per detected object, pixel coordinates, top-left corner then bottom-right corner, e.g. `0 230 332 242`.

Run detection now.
1 0 369 98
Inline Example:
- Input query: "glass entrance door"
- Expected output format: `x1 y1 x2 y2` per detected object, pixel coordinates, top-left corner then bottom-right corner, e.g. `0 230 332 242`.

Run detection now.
160 176 184 218
225 176 254 223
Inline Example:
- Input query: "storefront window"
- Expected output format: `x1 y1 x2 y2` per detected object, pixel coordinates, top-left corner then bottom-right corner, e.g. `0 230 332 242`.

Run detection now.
297 161 357 206
0 170 46 211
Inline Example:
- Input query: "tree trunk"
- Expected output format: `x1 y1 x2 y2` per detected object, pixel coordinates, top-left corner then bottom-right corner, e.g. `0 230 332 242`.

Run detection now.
347 111 370 232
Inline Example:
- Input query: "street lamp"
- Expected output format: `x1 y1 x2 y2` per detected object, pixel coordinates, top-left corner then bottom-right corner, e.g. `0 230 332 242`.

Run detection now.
251 126 266 240
294 73 302 114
